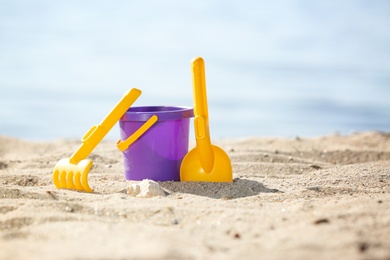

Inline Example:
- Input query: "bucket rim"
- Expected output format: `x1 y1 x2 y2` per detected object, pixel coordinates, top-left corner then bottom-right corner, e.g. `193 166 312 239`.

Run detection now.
120 106 194 121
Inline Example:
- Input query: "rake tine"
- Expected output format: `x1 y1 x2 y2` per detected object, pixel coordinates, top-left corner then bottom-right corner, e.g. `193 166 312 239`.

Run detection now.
73 172 84 191
59 170 67 188
81 171 92 193
53 170 61 188
66 171 76 190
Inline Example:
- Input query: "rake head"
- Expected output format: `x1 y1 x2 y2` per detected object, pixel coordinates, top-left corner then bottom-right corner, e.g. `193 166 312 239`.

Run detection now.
52 158 93 192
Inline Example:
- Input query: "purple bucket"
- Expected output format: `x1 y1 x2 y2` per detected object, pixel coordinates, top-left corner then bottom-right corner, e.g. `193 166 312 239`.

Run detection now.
119 106 194 181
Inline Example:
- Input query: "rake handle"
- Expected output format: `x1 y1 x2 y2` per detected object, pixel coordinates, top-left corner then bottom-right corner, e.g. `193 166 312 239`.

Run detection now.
69 88 141 164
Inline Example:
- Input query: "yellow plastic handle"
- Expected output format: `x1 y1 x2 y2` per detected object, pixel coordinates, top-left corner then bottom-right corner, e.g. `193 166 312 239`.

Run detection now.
69 88 142 164
192 57 214 173
116 115 158 151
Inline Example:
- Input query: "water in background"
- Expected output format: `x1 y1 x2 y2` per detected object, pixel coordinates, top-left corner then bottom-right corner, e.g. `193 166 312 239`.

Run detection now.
1 0 389 141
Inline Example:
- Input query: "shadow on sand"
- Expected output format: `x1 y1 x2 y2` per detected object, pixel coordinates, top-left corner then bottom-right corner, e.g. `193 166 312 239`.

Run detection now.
160 178 281 199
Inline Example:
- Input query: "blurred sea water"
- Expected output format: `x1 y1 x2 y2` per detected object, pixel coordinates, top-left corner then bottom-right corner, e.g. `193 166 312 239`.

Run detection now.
0 0 389 141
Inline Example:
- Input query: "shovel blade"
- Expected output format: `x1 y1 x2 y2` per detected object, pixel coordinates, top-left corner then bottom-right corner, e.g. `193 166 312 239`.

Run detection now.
53 158 93 192
180 145 232 182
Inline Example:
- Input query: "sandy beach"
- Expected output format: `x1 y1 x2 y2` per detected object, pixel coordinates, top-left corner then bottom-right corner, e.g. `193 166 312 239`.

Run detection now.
0 131 389 260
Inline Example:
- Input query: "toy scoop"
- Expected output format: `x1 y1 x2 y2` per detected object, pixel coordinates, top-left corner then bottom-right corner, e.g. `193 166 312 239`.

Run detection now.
180 57 232 182
53 88 152 192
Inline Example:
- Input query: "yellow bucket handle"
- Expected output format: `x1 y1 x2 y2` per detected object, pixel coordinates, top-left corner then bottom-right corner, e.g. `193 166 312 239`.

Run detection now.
116 115 158 152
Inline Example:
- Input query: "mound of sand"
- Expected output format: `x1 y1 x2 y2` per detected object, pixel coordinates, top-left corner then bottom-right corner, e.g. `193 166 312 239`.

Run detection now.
0 132 389 259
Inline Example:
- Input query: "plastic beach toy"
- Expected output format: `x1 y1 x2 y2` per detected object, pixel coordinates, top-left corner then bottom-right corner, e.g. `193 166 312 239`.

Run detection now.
53 88 154 192
116 115 158 151
119 106 193 181
180 57 233 182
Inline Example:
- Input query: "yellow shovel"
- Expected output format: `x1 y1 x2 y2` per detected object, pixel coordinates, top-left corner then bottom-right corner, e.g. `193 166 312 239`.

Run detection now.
180 57 233 182
52 88 156 192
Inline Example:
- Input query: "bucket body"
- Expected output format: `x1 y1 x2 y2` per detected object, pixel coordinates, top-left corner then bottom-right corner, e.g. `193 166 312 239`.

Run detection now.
119 106 194 181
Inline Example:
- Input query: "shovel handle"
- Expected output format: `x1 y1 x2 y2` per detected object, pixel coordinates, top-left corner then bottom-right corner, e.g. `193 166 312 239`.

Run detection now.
69 88 141 164
192 57 209 120
194 115 215 173
192 57 214 173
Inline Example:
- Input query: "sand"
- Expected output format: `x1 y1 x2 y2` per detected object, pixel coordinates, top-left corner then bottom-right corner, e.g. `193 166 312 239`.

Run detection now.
0 132 389 260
